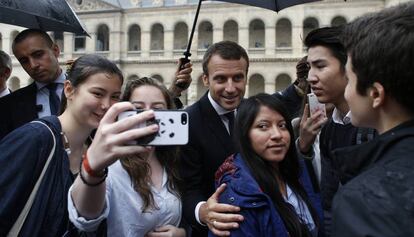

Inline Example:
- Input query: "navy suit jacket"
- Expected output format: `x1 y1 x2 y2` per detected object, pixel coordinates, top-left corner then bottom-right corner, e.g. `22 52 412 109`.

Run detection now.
0 82 38 140
180 85 302 236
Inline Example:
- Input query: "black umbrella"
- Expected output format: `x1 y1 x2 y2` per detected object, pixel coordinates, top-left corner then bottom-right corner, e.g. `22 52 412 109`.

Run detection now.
0 0 88 36
176 0 321 89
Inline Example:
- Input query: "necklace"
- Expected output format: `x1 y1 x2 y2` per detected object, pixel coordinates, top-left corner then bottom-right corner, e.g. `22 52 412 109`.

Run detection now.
61 131 71 155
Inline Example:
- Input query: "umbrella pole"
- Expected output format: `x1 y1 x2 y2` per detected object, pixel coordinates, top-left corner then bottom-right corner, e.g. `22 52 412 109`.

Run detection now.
183 0 203 60
176 0 203 89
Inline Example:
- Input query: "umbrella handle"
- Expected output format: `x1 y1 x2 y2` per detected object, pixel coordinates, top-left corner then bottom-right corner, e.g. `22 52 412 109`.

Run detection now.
176 55 191 90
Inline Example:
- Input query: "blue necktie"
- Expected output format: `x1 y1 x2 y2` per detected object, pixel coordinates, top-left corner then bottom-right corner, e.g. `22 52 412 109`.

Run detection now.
224 111 235 137
46 83 60 115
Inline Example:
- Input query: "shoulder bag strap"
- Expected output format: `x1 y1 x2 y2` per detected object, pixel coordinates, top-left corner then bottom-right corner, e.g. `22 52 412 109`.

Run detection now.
7 121 57 237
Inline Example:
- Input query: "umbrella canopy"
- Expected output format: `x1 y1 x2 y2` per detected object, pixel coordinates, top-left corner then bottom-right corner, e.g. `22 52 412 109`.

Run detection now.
0 0 88 36
210 0 321 12
182 0 321 60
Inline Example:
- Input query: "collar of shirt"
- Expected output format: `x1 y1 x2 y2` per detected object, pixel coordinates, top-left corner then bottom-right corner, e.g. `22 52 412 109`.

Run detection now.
35 70 66 91
331 107 352 125
0 87 10 97
207 91 236 116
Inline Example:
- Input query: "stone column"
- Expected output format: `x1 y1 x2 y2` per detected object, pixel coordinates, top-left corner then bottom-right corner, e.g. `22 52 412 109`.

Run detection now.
265 26 275 56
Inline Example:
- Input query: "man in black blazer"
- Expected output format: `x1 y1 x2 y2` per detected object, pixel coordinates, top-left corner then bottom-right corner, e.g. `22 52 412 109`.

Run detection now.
0 29 65 140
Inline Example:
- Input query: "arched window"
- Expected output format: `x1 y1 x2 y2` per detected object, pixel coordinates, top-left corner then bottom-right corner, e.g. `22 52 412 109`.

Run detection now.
151 74 164 83
248 74 265 96
197 75 207 100
74 32 86 52
128 25 141 51
96 24 110 51
151 23 164 50
174 22 188 50
223 20 238 43
53 32 64 52
249 19 265 48
275 74 291 92
276 18 292 48
198 21 213 49
331 16 347 27
303 17 319 39
8 77 20 91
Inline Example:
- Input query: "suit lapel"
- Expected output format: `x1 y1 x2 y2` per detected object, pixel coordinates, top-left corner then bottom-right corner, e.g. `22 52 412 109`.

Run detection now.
199 93 235 154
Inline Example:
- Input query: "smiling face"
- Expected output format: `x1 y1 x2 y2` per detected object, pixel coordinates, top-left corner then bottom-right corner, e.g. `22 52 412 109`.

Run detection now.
307 45 348 105
129 85 167 110
66 72 122 129
249 105 291 167
13 34 61 84
202 54 247 111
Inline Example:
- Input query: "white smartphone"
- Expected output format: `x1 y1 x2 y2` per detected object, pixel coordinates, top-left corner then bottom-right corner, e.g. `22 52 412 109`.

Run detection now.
117 110 189 146
307 93 326 117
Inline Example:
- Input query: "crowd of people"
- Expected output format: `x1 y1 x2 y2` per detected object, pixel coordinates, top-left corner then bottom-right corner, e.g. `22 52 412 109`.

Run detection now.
0 2 413 237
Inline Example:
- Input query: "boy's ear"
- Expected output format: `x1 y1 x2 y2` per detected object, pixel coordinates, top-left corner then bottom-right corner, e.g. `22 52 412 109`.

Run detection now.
370 82 385 109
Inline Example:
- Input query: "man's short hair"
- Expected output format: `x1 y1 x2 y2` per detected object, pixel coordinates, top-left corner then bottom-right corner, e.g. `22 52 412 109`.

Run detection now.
304 26 347 71
342 2 414 114
202 41 249 76
12 29 54 53
0 50 12 71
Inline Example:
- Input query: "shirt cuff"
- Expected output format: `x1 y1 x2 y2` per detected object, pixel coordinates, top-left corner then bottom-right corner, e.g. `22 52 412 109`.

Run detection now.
195 201 207 226
295 138 315 160
67 185 110 232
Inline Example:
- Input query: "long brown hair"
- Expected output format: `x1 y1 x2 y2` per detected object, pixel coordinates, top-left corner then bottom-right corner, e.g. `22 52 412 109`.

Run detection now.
120 77 181 212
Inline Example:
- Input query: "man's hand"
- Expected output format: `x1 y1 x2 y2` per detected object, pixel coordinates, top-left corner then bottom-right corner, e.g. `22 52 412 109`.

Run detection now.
199 183 244 236
169 58 192 98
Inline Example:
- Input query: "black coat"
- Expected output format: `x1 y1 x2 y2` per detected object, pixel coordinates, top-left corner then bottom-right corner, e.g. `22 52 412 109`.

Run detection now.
331 119 414 237
180 93 236 236
0 83 38 140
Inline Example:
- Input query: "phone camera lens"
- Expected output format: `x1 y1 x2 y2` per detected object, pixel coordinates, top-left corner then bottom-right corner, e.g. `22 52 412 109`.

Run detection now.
181 113 187 125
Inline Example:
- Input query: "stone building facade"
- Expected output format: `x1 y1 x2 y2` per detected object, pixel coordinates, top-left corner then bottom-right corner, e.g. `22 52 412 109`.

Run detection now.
0 0 409 105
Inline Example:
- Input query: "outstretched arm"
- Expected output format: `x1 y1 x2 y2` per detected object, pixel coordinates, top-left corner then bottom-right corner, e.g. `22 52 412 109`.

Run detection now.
70 102 158 219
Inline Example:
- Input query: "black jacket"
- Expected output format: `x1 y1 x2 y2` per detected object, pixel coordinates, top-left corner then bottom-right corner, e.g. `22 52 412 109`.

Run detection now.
331 119 414 237
0 83 38 140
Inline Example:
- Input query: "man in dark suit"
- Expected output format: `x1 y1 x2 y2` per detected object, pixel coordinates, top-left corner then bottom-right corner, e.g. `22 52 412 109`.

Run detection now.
0 29 65 140
181 41 247 237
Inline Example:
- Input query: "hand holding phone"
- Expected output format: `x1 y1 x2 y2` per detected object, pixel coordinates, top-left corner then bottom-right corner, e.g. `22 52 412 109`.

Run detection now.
118 110 189 146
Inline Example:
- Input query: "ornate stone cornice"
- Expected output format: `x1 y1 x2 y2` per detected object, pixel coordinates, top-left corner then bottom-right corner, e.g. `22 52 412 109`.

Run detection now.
67 0 120 12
